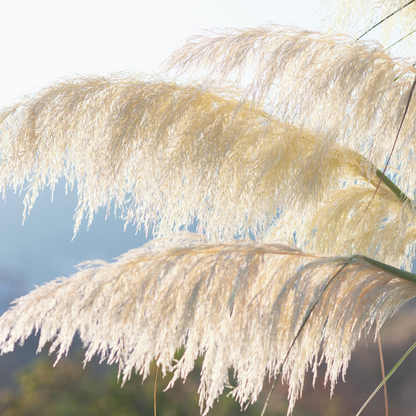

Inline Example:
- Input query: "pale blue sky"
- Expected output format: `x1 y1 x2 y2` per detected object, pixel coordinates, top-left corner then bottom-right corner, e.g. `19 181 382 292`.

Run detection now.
0 0 324 105
0 0 324 298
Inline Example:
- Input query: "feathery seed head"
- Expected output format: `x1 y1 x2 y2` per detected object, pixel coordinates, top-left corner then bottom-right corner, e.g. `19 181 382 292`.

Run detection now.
0 235 414 414
165 26 416 192
0 70 414 264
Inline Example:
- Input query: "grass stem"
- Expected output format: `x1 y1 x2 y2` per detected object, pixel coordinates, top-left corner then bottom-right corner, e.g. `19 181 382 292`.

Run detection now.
259 257 357 416
357 0 416 40
356 340 416 416
377 331 389 416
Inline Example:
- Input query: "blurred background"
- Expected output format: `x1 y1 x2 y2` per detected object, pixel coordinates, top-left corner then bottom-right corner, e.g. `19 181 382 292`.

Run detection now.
0 1 415 415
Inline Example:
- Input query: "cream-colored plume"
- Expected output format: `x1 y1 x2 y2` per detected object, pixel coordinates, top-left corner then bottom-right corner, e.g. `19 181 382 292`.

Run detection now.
165 25 416 195
0 73 415 267
0 234 414 414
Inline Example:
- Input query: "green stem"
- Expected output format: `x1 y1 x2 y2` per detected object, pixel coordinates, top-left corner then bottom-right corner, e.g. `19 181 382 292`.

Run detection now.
383 29 416 52
360 256 416 284
357 155 411 204
359 77 415 206
259 375 280 416
375 168 410 203
357 0 416 40
356 340 416 416
259 258 357 416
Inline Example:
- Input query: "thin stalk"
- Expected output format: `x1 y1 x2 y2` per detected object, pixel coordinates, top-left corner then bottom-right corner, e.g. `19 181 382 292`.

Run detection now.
154 365 159 416
375 168 410 204
356 340 416 416
369 76 416 201
357 156 411 203
357 0 416 40
352 76 416 233
259 257 357 416
377 331 389 416
260 375 280 416
383 29 416 51
259 254 416 416
360 255 416 284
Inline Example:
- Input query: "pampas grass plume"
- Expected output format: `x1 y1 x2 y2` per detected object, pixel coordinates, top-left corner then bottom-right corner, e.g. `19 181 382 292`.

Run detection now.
1 234 414 414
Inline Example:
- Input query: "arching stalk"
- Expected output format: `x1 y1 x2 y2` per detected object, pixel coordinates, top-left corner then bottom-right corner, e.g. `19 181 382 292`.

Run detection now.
357 0 416 40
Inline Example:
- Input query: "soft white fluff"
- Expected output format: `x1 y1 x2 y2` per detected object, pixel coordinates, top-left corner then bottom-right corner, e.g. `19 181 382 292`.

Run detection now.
165 26 416 195
0 73 414 268
0 235 414 414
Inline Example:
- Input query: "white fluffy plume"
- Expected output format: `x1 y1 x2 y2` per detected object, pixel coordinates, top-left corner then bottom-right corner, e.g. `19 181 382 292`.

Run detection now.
165 26 416 195
0 73 415 268
0 234 415 414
